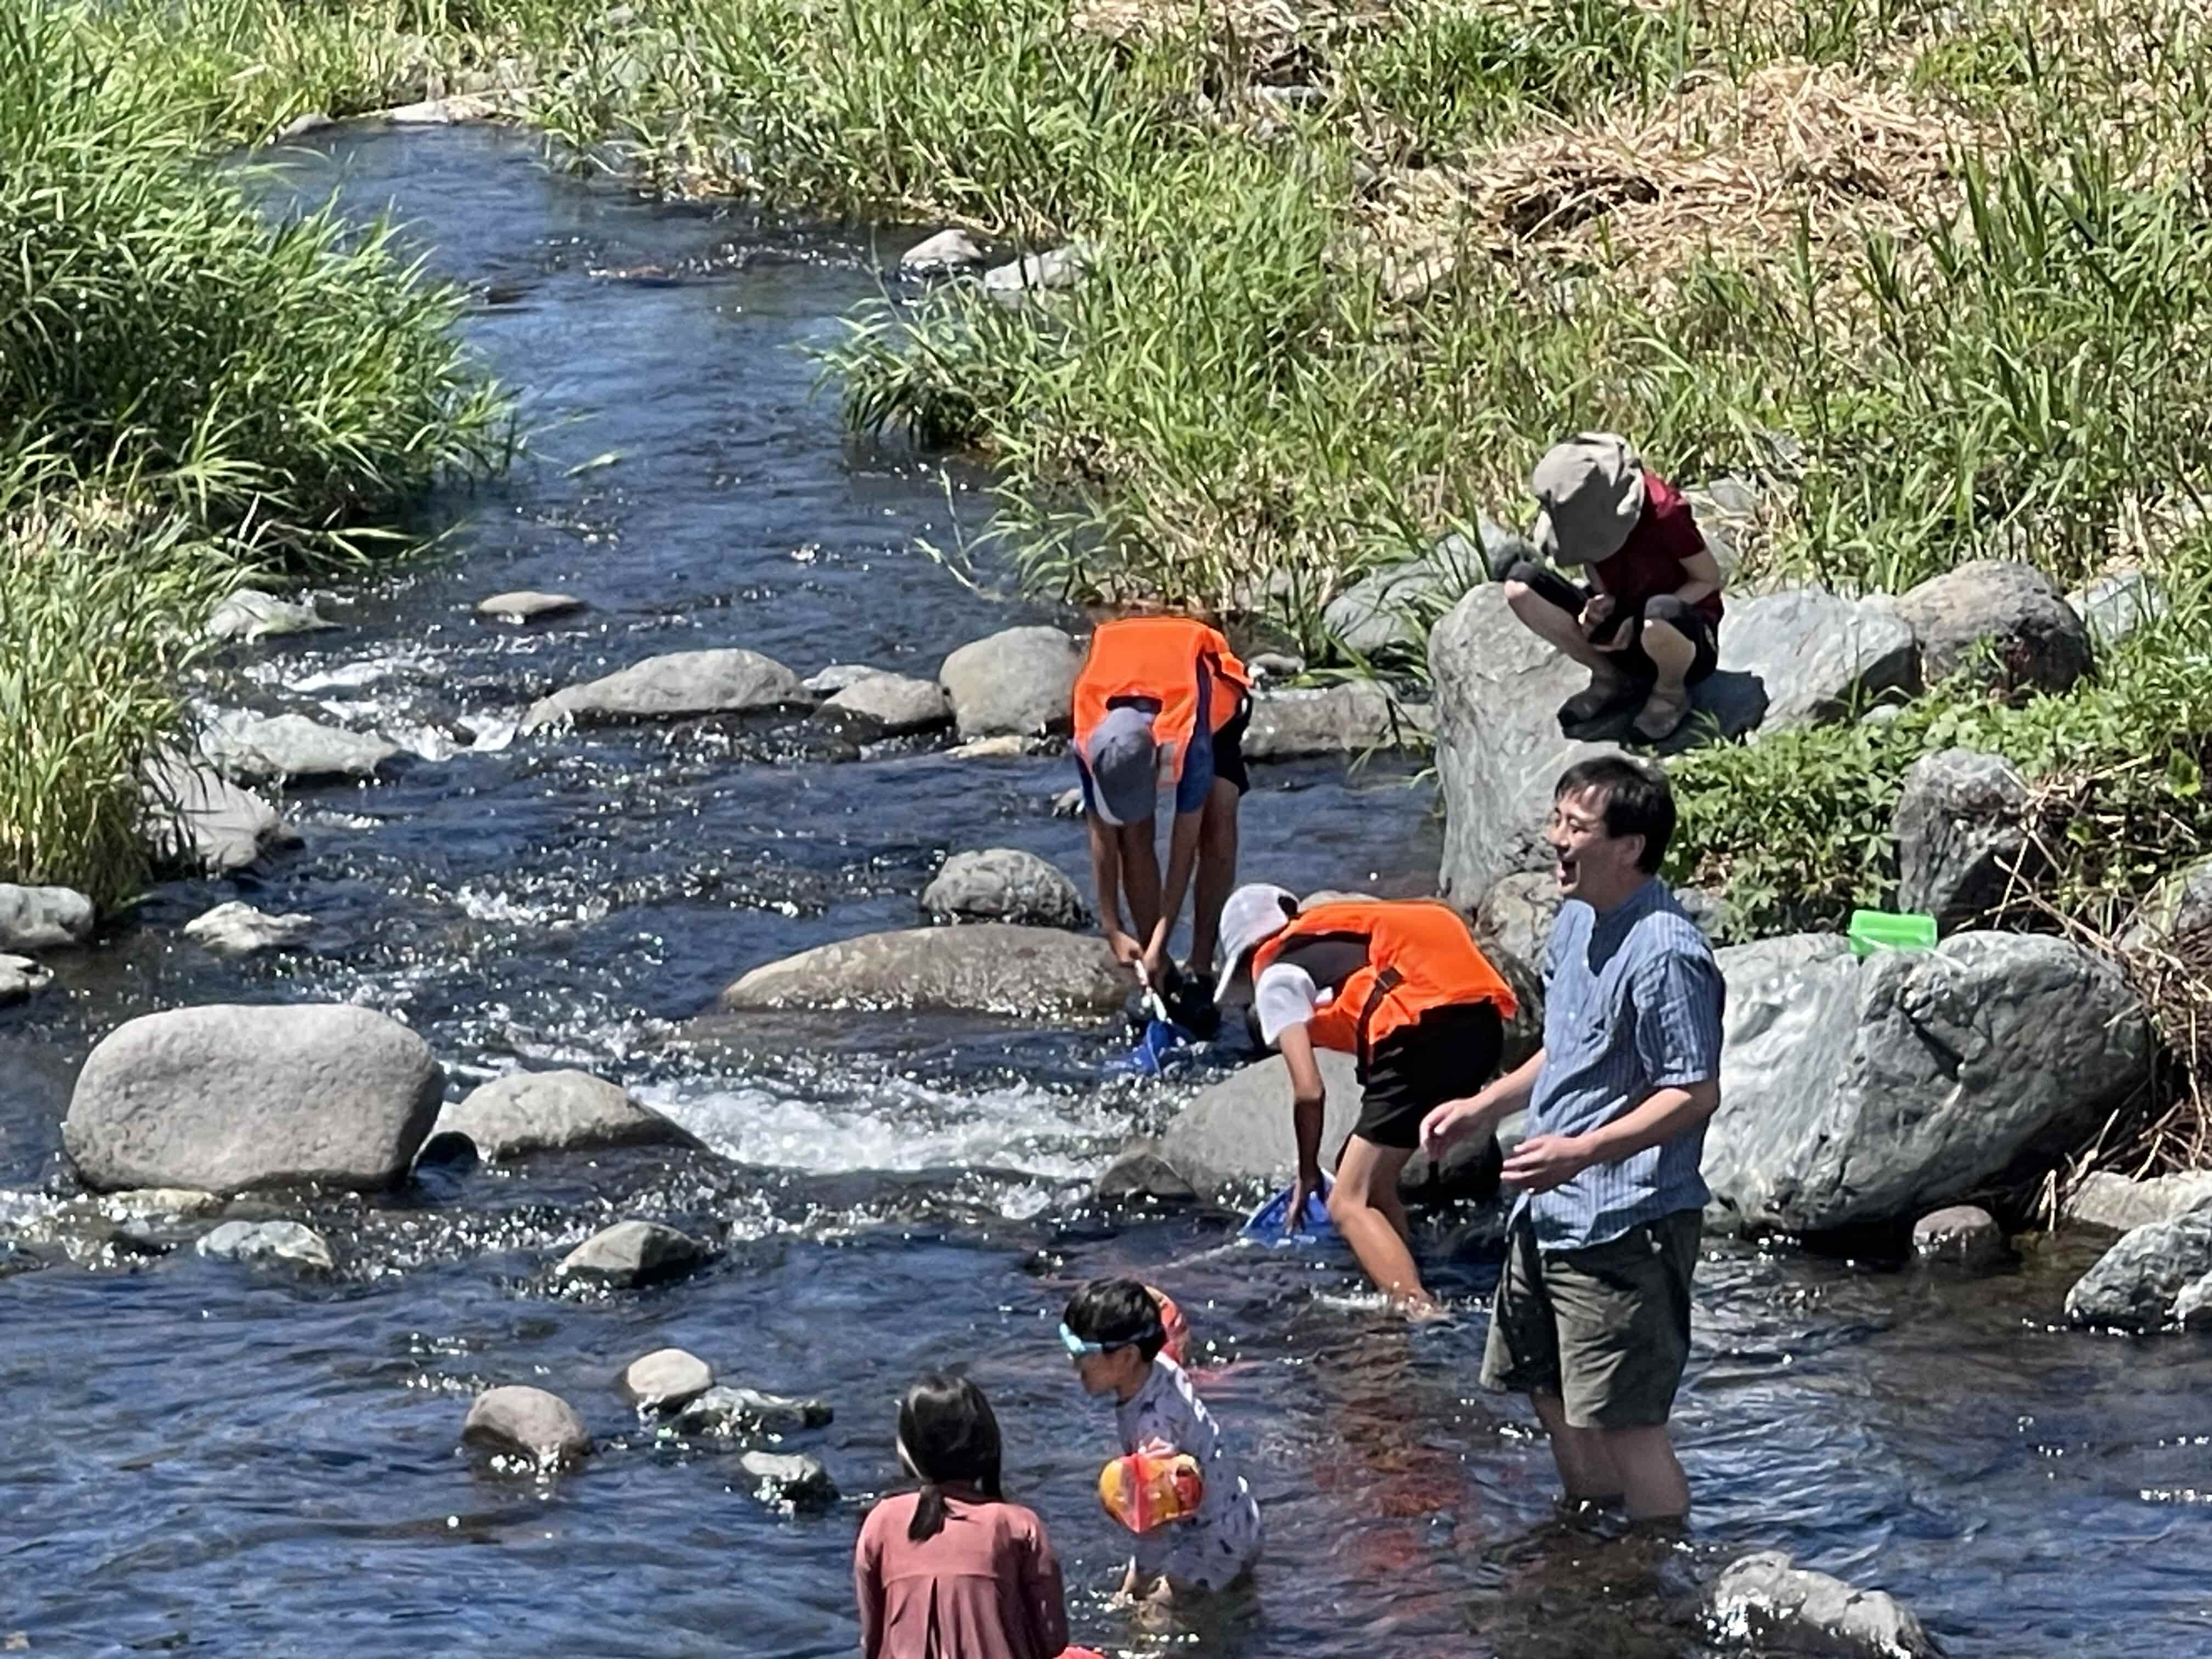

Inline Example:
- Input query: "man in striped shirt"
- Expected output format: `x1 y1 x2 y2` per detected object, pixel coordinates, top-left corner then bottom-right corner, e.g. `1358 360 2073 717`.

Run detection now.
1421 755 1724 1521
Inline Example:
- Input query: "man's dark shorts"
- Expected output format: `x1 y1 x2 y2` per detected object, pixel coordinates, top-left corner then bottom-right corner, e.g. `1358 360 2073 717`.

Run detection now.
1506 561 1719 687
1355 1001 1504 1152
1479 1207 1701 1429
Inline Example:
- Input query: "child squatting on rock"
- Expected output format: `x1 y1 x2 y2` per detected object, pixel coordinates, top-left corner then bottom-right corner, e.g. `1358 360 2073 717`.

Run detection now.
1063 1277 1263 1604
854 1374 1102 1659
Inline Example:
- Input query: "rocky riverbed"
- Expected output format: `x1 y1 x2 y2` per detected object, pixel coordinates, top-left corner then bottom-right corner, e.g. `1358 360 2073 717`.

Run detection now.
3 124 2210 1657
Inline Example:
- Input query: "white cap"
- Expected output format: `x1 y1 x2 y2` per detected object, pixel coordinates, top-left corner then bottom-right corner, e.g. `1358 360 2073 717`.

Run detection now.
1213 883 1299 1002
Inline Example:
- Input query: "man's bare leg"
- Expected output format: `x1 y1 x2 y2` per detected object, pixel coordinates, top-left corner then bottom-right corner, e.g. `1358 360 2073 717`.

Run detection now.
1529 1390 1624 1508
1602 1424 1690 1521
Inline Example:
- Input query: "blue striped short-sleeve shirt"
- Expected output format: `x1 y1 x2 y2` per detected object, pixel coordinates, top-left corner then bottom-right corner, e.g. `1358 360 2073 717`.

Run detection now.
1515 877 1726 1252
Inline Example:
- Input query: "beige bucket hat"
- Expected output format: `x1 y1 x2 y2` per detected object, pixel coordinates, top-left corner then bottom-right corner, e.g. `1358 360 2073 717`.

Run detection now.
1530 432 1647 567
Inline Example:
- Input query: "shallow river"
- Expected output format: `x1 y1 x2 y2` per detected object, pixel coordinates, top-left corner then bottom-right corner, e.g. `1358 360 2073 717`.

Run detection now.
3 127 2208 1657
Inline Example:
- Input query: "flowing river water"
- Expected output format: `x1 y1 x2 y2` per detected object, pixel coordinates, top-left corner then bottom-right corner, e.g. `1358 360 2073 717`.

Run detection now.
2 126 2209 1657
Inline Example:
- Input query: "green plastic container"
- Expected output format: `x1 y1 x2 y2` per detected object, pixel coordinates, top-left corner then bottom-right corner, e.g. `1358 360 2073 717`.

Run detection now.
1848 909 1938 957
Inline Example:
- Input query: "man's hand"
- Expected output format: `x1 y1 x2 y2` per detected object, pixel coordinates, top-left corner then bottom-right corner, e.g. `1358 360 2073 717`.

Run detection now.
1419 1096 1485 1160
1105 929 1143 967
1502 1133 1593 1193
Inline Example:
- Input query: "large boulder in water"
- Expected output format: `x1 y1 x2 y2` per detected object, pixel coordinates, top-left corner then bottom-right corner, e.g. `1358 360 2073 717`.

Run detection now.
922 849 1087 930
64 1004 444 1194
937 626 1080 739
1152 1049 1503 1204
1706 932 2150 1236
718 924 1124 1019
0 884 95 952
140 754 296 874
1707 1551 1938 1658
432 1068 699 1161
520 648 811 732
1897 558 2092 693
2064 1206 2212 1331
200 712 399 783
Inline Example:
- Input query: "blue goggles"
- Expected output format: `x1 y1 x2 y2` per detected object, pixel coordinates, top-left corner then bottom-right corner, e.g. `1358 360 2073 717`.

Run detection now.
1058 1321 1155 1357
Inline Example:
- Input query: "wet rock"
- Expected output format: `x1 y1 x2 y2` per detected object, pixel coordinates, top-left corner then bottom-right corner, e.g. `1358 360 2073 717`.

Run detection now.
1893 749 2036 929
1707 933 2151 1237
276 111 335 139
140 755 295 874
901 228 985 274
477 590 584 623
619 1347 714 1412
1429 585 1760 906
0 955 52 1006
738 1449 838 1507
521 648 812 732
0 884 94 952
435 1068 699 1161
555 1219 709 1288
462 1385 592 1469
2118 855 2212 955
1707 1550 1938 1658
803 663 883 694
1245 651 1305 681
983 244 1087 299
817 672 952 736
200 712 399 783
64 1003 445 1194
946 733 1045 759
1713 586 1920 730
938 626 1080 739
1095 1139 1198 1204
1050 785 1085 817
380 92 521 123
2067 566 2164 651
104 1188 222 1219
1156 1049 1503 1204
2064 1206 2212 1330
921 849 1086 930
1474 872 1560 974
206 588 333 642
718 924 1122 1019
196 1218 335 1272
1242 681 1431 759
2172 1271 2212 1331
2065 1169 2212 1233
1911 1204 2006 1269
1897 558 2092 694
676 1385 834 1437
181 901 315 958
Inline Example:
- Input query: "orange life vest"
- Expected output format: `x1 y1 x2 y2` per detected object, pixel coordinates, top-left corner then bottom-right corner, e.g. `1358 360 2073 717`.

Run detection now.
1073 617 1250 785
1250 899 1516 1062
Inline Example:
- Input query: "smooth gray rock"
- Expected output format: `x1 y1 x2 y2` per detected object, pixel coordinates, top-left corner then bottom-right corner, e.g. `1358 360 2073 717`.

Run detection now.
434 1069 698 1161
140 755 295 874
2065 1169 2212 1233
619 1347 714 1412
1707 1550 1938 1658
555 1219 708 1288
817 672 952 736
196 1218 334 1272
1714 586 1920 729
64 1004 444 1194
206 588 333 642
1893 749 2035 929
0 884 95 952
201 712 398 783
738 1449 839 1506
1430 585 1760 905
102 1187 222 1219
2068 566 2165 650
2065 1206 2212 1330
2119 855 2212 955
1095 1139 1198 1203
462 1385 592 1468
1707 932 2151 1235
521 648 811 732
276 111 335 139
674 1385 834 1437
181 901 315 957
0 954 52 1006
477 590 584 623
983 244 1086 298
1474 872 1560 974
901 228 985 273
1911 1204 2005 1269
2173 1270 2212 1331
922 849 1086 930
1324 532 1497 658
718 924 1122 1019
1155 1049 1503 1204
938 627 1080 740
1245 651 1306 681
803 663 884 694
1242 682 1430 759
1897 558 2092 693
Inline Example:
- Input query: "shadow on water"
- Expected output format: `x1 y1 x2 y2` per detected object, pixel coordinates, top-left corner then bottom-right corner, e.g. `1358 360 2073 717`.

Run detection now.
2 125 2210 1656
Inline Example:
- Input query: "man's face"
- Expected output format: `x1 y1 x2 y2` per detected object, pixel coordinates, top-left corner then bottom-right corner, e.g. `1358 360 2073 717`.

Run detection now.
1547 786 1644 905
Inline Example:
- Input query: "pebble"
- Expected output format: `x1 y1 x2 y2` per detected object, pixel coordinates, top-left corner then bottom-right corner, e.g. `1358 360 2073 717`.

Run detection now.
1911 1204 2007 1269
738 1449 838 1508
182 902 315 958
196 1219 335 1272
477 590 584 623
555 1220 710 1288
620 1347 715 1413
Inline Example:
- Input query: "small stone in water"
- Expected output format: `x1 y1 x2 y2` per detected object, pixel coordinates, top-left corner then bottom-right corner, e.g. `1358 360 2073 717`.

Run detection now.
477 590 584 623
182 901 315 958
620 1347 715 1413
463 1385 592 1469
197 1219 335 1272
674 1385 833 1438
1911 1204 2006 1269
739 1449 838 1508
555 1219 709 1289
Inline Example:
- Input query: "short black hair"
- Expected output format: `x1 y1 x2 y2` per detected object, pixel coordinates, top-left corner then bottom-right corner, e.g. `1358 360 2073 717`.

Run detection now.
1555 755 1674 873
1063 1277 1165 1362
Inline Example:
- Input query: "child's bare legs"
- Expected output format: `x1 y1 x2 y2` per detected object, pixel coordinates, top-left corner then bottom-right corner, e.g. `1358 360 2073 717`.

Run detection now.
1328 1135 1439 1316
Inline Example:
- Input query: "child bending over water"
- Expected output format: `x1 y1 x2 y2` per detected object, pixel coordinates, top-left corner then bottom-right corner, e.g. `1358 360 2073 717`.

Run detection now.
1063 1277 1263 1601
855 1374 1081 1659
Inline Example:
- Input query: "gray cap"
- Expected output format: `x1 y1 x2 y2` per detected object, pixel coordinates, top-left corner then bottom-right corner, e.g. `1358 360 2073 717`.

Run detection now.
1530 432 1646 567
1214 883 1300 1003
1084 705 1160 826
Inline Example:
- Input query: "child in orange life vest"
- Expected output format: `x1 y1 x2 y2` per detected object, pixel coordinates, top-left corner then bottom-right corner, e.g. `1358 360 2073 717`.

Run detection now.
1071 617 1250 1027
1212 885 1517 1316
1063 1277 1262 1602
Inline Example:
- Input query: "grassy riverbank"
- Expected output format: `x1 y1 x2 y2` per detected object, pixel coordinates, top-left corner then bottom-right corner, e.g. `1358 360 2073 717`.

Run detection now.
0 2 507 907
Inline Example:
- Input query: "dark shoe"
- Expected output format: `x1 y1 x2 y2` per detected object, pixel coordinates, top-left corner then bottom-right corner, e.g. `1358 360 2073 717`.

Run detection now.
1559 669 1630 725
1631 684 1691 742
